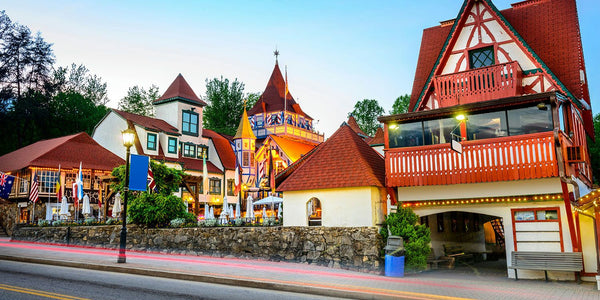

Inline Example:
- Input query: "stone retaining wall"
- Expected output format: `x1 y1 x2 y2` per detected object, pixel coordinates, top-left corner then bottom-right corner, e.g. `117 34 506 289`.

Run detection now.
12 225 384 273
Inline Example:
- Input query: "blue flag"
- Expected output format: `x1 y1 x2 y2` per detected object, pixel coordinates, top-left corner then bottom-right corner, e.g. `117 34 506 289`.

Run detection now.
129 154 150 191
0 172 15 199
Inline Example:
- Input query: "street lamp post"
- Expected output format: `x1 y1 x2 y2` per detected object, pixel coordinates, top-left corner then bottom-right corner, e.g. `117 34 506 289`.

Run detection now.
118 128 135 263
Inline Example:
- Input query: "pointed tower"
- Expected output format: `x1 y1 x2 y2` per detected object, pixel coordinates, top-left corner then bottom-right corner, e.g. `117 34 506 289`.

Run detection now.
247 54 323 144
154 74 207 142
233 107 257 187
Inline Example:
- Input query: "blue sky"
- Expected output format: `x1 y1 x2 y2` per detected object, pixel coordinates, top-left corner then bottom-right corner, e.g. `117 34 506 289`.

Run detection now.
4 0 599 137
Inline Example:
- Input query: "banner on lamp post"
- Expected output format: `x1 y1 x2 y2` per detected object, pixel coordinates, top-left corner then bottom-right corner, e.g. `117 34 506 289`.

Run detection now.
129 154 150 191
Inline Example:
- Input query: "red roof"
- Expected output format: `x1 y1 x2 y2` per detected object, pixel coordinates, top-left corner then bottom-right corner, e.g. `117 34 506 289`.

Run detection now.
278 124 385 191
154 74 207 106
369 127 385 146
203 129 236 170
409 0 591 115
113 109 179 135
346 115 369 138
0 133 124 172
248 63 312 119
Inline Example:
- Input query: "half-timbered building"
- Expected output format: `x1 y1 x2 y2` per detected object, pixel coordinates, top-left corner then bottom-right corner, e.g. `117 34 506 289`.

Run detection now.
378 0 595 280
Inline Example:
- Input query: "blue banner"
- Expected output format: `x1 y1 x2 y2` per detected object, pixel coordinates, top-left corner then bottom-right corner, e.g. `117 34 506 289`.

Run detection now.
129 154 149 191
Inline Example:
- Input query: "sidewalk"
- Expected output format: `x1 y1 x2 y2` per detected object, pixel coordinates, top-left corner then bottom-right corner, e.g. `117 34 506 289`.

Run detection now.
0 238 597 300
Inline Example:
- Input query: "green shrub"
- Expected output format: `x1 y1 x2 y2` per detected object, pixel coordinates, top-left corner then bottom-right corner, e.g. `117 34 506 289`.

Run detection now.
380 206 431 272
170 218 185 228
128 193 188 228
37 219 50 227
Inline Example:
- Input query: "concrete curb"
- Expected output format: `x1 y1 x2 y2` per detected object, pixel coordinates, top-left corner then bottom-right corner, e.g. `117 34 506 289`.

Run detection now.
0 255 404 300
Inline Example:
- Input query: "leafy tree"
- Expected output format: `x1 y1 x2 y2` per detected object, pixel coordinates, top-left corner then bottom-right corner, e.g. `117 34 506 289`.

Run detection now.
117 85 159 117
0 10 108 156
246 92 260 109
590 113 600 184
52 63 108 105
111 161 191 227
348 99 385 136
390 94 410 115
380 206 431 272
203 76 246 136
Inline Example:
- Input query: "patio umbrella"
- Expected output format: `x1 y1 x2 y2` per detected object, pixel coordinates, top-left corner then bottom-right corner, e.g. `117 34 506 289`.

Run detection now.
204 204 209 219
112 192 122 218
246 196 254 219
229 204 234 218
209 207 214 219
235 202 240 220
222 196 229 217
262 206 267 220
59 196 70 219
82 194 91 217
252 195 283 206
277 204 282 219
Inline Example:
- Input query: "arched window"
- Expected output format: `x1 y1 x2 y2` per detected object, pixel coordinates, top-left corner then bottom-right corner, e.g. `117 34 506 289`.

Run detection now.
307 198 321 226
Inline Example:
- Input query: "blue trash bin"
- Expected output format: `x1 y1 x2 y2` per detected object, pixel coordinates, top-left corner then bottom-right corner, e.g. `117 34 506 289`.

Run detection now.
385 255 405 277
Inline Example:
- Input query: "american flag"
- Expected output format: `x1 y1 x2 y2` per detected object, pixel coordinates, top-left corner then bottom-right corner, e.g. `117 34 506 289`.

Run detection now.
29 173 39 203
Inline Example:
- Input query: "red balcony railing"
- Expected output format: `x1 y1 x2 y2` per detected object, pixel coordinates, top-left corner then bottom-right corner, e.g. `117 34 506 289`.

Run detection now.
434 61 522 106
386 132 558 187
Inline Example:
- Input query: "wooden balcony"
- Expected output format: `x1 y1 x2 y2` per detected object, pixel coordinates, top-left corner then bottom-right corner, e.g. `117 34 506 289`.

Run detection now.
386 132 558 187
434 61 522 106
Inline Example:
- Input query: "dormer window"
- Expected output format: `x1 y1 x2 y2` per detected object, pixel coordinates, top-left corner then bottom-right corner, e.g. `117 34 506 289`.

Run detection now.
197 145 209 159
147 133 157 151
182 110 199 136
167 137 177 154
469 46 494 69
183 143 196 157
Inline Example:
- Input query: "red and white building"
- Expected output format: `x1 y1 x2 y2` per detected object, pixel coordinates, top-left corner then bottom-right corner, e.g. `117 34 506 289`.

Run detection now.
378 0 596 280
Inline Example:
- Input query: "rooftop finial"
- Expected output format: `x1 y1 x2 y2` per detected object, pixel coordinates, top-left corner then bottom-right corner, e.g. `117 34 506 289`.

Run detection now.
274 47 280 64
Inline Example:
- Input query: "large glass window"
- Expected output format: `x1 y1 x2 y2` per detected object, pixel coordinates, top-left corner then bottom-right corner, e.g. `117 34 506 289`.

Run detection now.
469 46 494 69
147 133 157 150
183 144 196 158
168 137 177 154
37 171 59 194
507 105 553 136
423 117 458 145
389 122 424 148
182 110 199 136
467 111 508 140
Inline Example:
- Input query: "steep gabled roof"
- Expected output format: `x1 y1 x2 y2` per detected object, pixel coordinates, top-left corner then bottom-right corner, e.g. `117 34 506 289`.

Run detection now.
248 62 312 119
278 124 385 191
112 109 180 135
409 0 590 109
233 108 256 140
154 74 207 106
203 129 236 170
346 115 369 139
369 127 385 146
408 0 593 137
0 133 125 172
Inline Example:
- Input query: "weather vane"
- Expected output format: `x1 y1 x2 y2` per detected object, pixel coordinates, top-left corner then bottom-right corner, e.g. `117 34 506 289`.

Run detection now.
274 48 280 63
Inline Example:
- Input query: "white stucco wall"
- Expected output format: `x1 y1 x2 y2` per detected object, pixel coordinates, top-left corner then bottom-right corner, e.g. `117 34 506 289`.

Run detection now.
92 111 130 159
282 186 382 227
397 178 563 201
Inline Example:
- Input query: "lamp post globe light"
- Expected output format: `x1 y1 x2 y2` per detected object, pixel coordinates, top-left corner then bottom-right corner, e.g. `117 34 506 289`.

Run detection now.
118 128 135 263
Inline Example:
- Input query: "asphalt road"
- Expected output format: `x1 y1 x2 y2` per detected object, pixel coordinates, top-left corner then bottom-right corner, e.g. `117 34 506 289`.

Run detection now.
0 260 344 300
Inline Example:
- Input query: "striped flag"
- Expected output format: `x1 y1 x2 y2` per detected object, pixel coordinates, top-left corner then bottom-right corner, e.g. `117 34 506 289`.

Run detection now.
147 165 156 192
29 173 39 203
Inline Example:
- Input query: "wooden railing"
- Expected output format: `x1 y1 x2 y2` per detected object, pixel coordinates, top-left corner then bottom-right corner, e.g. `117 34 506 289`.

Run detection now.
386 132 558 187
434 61 522 106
